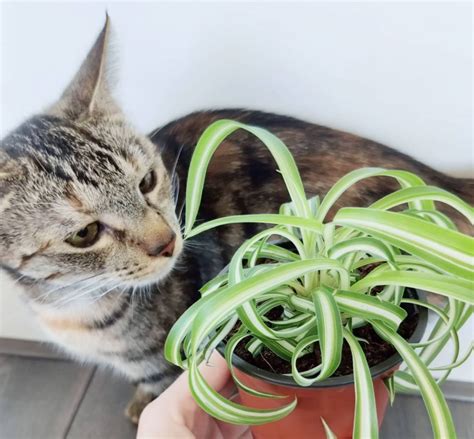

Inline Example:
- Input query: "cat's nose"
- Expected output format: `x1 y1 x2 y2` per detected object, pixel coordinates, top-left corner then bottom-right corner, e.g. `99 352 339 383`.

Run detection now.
144 232 176 258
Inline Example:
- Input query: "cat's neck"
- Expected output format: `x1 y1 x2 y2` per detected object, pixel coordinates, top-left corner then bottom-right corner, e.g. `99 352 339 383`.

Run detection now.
26 284 129 322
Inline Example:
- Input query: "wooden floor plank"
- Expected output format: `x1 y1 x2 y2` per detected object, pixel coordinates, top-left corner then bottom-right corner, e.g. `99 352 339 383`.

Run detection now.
1 351 472 439
0 338 66 361
0 355 94 439
66 367 137 439
68 370 473 439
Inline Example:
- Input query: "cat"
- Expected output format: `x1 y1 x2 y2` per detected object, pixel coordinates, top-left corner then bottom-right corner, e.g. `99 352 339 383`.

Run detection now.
1 18 472 423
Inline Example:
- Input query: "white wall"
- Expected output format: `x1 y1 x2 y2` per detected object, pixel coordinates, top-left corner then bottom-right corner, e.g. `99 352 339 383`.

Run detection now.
1 2 472 380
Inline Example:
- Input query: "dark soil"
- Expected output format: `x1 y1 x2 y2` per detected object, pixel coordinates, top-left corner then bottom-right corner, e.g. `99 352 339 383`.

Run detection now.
357 262 383 295
232 301 419 376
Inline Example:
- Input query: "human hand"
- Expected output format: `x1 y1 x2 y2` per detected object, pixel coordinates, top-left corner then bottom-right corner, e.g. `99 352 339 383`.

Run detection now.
137 351 251 439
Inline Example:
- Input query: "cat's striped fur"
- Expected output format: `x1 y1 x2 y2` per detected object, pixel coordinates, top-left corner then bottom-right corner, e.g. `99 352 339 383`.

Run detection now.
1 19 472 421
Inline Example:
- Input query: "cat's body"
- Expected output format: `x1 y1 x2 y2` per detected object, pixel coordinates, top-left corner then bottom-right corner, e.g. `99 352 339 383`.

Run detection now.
1 20 472 422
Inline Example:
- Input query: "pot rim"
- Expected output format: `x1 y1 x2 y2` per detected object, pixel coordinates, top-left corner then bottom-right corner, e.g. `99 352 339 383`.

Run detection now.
217 289 428 389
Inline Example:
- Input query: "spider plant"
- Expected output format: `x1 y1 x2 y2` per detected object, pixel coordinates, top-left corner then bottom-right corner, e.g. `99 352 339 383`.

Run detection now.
165 120 473 438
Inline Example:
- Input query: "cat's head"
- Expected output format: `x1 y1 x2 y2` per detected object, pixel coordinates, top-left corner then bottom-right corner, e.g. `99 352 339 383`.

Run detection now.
0 18 184 306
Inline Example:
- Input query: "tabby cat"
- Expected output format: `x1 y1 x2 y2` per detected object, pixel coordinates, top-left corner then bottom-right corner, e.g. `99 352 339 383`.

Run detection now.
1 19 471 422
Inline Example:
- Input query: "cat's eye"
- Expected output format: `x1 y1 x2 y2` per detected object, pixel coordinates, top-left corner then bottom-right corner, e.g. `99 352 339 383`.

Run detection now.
139 170 157 194
66 222 101 248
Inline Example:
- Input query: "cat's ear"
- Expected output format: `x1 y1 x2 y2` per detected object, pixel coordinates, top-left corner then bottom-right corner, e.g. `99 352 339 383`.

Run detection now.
49 14 120 120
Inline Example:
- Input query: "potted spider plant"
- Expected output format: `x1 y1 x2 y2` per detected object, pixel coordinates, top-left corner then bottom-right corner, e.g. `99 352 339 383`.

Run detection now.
165 120 473 438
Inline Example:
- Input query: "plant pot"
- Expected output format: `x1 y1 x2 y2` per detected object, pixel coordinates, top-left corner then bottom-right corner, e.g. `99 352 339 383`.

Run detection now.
219 292 427 439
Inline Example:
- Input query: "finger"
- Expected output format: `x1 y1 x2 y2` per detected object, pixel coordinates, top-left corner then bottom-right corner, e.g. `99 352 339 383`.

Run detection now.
220 379 238 400
140 350 232 414
167 350 231 396
137 350 235 438
217 420 252 439
197 350 232 393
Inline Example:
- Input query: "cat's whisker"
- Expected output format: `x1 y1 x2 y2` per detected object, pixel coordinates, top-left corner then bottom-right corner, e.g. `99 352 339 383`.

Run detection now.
34 281 87 304
54 285 110 307
148 126 162 140
171 261 188 272
158 283 165 295
90 283 122 304
53 279 112 307
177 199 186 224
183 239 207 248
169 143 184 206
129 286 137 321
40 272 110 300
108 286 128 311
44 272 108 294
9 274 27 286
52 284 107 307
170 143 185 182
172 173 180 204
138 287 145 303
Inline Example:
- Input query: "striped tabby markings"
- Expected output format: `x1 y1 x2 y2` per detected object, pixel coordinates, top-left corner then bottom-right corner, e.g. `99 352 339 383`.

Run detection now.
17 241 52 269
40 295 130 332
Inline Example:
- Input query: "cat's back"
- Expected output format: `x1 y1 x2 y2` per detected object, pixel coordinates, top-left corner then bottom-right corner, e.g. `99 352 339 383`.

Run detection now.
150 109 468 210
151 108 343 162
150 108 399 203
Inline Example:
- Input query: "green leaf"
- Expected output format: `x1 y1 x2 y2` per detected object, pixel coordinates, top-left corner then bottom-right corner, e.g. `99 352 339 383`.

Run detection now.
191 259 350 354
228 228 307 339
261 338 297 360
418 306 472 372
184 120 311 236
334 290 407 331
203 316 238 361
334 208 474 279
429 342 473 371
185 214 323 239
317 168 434 221
370 186 473 223
224 331 285 399
312 287 343 380
393 370 418 394
384 376 396 406
350 255 443 275
404 209 457 231
189 357 297 425
393 300 463 392
343 328 378 439
321 417 338 439
351 271 474 305
335 208 474 279
245 242 300 262
291 335 322 386
401 298 459 348
164 297 211 367
372 322 456 438
328 237 396 262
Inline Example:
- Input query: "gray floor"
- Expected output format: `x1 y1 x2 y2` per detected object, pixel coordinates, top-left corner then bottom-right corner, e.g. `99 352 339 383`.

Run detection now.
0 353 472 439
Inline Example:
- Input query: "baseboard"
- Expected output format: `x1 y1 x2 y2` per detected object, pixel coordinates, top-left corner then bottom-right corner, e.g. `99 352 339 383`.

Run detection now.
401 381 473 403
439 380 474 403
0 337 472 402
0 337 66 360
